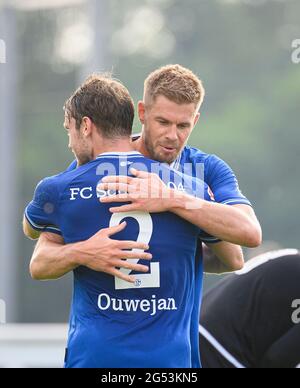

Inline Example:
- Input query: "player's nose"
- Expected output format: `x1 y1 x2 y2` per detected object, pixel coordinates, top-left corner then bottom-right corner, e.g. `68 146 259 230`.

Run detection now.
165 126 178 142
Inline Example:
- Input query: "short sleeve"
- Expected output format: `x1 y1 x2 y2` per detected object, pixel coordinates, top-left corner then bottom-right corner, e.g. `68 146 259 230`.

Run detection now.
25 177 62 235
205 155 252 207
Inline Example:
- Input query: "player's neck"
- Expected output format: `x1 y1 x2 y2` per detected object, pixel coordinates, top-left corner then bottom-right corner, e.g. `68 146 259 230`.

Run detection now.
133 134 151 159
92 137 135 159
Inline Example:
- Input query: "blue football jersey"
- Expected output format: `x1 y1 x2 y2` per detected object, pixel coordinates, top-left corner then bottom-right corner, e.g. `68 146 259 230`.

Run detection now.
172 146 252 207
67 142 252 207
64 145 252 368
25 151 217 368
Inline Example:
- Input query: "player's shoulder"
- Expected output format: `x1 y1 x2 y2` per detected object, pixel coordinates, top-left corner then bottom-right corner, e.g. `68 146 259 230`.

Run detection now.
235 249 300 277
36 168 76 196
32 173 64 206
35 173 61 191
182 146 223 165
182 145 209 160
35 163 89 193
182 146 231 175
55 161 102 193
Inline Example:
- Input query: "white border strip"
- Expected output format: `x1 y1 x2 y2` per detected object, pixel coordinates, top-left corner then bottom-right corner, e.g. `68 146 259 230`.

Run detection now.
235 249 299 276
25 208 62 233
97 151 142 158
221 199 252 206
199 325 246 369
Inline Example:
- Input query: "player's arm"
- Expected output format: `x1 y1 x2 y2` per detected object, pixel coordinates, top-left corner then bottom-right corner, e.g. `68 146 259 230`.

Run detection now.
28 223 152 282
259 324 300 368
23 159 77 239
199 154 262 248
99 169 262 248
24 177 152 282
23 176 73 280
23 216 41 240
203 242 244 274
29 232 77 280
168 160 261 247
167 195 262 248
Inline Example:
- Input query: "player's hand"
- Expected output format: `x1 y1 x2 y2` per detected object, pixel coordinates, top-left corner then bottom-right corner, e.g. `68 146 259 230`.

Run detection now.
79 221 152 283
98 168 183 213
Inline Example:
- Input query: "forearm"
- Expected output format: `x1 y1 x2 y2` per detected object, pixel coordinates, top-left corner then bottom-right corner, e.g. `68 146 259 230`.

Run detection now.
203 251 235 274
30 235 82 280
29 223 153 283
203 243 244 274
169 193 261 248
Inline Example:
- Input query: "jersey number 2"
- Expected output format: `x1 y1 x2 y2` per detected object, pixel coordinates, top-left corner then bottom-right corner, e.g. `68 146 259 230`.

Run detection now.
109 212 160 290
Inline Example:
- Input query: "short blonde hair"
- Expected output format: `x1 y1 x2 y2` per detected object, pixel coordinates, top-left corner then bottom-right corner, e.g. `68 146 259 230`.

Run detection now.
144 64 205 109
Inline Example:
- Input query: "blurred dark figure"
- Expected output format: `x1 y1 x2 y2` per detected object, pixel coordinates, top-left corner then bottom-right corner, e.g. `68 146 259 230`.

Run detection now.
200 250 300 368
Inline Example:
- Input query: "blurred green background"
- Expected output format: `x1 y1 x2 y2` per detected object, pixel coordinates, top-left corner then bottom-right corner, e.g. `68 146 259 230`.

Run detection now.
1 0 300 323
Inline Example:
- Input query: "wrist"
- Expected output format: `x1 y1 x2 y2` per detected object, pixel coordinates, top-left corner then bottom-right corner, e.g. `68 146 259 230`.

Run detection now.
64 241 86 268
167 190 205 213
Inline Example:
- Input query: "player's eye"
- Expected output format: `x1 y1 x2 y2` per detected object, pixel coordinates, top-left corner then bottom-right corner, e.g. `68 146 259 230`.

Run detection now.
157 119 169 126
178 124 190 130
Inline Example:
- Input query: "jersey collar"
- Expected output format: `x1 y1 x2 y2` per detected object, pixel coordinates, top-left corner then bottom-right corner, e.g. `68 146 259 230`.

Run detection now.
96 151 143 159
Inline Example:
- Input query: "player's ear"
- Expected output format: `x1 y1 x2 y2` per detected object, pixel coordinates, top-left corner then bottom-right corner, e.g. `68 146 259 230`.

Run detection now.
194 112 201 127
81 117 93 137
138 101 145 124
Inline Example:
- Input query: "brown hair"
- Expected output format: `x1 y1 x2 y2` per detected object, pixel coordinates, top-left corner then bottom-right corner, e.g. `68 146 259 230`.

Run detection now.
144 64 205 109
64 74 135 138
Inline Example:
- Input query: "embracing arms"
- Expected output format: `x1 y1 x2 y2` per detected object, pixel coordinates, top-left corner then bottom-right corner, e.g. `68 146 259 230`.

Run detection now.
23 218 152 282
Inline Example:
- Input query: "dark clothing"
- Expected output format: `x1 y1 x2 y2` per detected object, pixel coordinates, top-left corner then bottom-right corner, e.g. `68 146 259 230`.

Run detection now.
200 250 300 368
